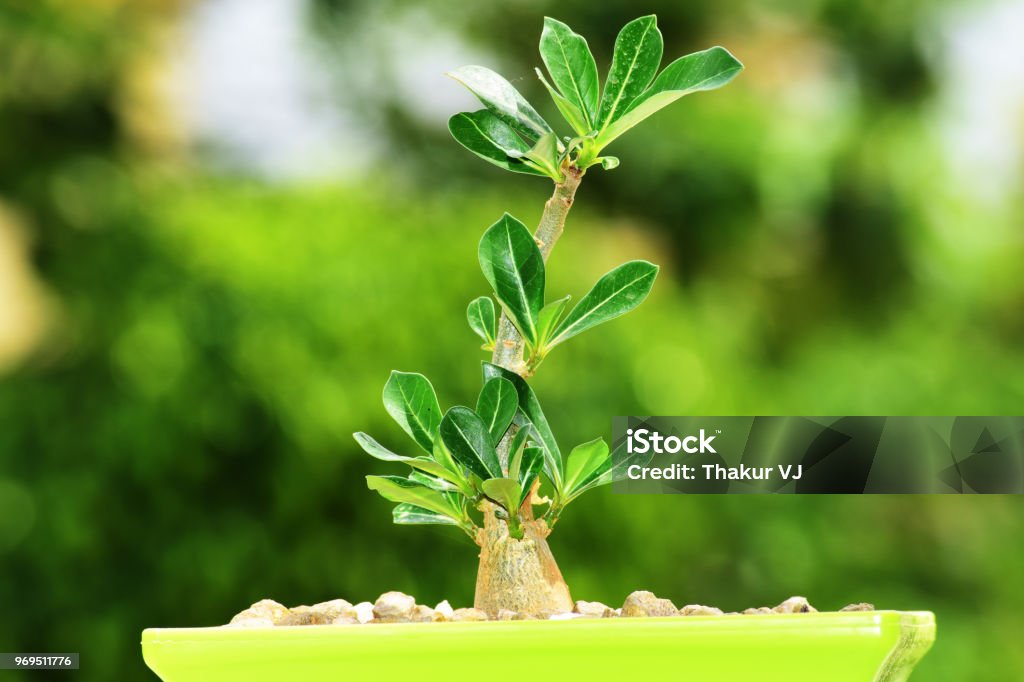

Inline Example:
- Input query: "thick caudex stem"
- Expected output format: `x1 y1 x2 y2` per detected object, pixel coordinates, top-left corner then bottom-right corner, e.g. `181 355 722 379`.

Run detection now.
474 166 583 617
474 499 573 617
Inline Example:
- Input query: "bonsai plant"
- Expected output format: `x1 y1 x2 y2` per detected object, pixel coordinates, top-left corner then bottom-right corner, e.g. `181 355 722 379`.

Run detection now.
355 15 744 618
142 16 937 682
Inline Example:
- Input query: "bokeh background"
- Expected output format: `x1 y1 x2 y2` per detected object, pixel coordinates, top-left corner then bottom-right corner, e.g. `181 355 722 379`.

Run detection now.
1 0 1023 679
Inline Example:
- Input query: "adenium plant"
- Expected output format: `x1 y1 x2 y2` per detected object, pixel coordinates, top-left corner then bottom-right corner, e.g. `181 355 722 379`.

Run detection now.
355 15 742 617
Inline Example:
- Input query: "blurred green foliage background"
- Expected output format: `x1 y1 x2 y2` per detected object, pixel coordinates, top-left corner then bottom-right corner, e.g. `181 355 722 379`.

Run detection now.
1 0 1023 680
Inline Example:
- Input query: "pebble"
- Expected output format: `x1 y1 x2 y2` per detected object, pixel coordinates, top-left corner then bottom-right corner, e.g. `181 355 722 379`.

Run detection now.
773 596 817 614
621 591 678 617
840 602 875 612
450 608 489 622
743 607 773 615
410 605 435 622
353 601 375 624
679 604 724 616
573 600 615 618
433 600 454 621
496 609 518 621
229 599 289 626
285 601 358 626
227 617 275 628
282 605 317 626
549 612 585 620
313 599 356 623
373 591 416 622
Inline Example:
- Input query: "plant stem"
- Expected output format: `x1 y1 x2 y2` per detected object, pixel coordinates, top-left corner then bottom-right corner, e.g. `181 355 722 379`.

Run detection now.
475 166 583 617
491 166 583 374
491 165 583 466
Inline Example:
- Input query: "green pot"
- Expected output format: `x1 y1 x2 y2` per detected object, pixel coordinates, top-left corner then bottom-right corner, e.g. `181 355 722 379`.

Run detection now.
142 610 935 682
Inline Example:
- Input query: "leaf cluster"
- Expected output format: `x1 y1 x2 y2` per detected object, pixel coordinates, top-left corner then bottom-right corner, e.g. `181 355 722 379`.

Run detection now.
449 16 743 180
356 370 650 540
469 213 657 374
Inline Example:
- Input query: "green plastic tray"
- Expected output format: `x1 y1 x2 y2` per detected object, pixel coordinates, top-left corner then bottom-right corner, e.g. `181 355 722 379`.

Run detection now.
142 610 935 682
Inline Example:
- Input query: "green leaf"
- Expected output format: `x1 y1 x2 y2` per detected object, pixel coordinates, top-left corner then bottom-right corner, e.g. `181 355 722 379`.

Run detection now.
478 213 545 345
536 295 571 347
432 437 460 479
539 17 600 129
517 446 545 505
507 425 533 480
481 477 522 516
353 431 412 463
564 438 611 497
382 371 442 454
408 470 459 493
596 15 663 133
439 406 503 481
467 296 498 347
522 131 563 180
535 68 590 137
448 65 552 141
448 111 548 176
598 156 620 170
598 46 743 146
392 503 460 527
608 437 655 482
566 437 656 502
550 261 659 347
366 475 460 519
482 363 563 489
476 377 518 446
353 432 464 486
